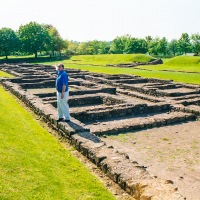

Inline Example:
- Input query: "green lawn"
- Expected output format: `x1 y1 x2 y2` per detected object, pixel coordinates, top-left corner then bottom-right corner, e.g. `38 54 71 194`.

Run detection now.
138 56 200 72
0 71 14 78
40 61 200 85
0 86 115 200
0 55 48 60
1 54 197 85
67 54 155 65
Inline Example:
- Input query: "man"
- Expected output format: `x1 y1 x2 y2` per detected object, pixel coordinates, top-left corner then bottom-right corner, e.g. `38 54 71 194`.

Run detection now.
55 63 70 122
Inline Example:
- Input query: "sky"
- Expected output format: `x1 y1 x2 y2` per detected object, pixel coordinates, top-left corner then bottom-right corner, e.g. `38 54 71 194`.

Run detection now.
0 0 199 42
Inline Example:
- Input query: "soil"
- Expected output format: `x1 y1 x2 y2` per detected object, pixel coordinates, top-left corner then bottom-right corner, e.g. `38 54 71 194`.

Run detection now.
102 121 200 200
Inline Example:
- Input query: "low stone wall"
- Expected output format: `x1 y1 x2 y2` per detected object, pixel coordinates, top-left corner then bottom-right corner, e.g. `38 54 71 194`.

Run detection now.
71 103 171 122
106 59 163 68
35 87 116 98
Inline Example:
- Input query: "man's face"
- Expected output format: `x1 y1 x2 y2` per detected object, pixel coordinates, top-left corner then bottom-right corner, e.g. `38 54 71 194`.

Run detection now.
57 64 64 72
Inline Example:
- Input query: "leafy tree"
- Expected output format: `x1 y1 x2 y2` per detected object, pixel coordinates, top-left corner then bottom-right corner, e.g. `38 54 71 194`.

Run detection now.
88 40 101 55
178 33 191 55
168 39 178 56
145 35 153 54
67 40 79 54
98 41 111 54
77 42 91 55
124 38 147 54
18 22 50 58
110 35 130 54
147 37 160 55
45 25 67 57
0 28 20 59
191 33 200 55
157 37 168 56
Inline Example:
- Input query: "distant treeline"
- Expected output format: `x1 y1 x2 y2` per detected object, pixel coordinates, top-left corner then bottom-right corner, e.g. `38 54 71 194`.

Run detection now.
0 21 199 59
69 34 200 57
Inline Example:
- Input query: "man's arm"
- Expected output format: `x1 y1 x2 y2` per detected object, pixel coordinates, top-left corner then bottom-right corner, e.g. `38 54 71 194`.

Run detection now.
61 85 66 99
55 65 59 75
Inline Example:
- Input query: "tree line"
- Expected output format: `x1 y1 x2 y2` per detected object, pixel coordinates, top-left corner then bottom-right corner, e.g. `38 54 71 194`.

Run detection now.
68 33 200 57
0 21 199 59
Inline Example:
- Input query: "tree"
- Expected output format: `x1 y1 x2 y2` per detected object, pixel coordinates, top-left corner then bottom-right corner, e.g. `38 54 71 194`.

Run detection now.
88 40 101 55
77 42 91 55
45 25 67 57
178 33 191 55
98 41 111 54
191 33 200 55
110 35 130 54
147 37 160 55
0 28 19 59
168 39 178 56
18 22 50 58
145 36 153 54
124 38 147 54
67 40 79 54
157 37 168 56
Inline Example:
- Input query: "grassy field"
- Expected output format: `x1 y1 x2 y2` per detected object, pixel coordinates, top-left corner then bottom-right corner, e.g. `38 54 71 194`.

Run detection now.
67 54 155 65
137 56 200 72
40 55 200 85
2 54 200 84
0 85 115 200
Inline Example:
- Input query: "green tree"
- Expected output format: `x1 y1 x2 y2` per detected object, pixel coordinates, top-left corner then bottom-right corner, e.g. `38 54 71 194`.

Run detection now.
45 25 67 57
178 33 191 55
98 41 111 54
67 40 79 54
145 36 153 55
191 33 200 55
0 28 19 59
168 39 178 56
157 37 168 56
77 42 91 55
147 37 160 55
18 22 50 58
110 35 130 54
88 40 101 55
124 38 147 54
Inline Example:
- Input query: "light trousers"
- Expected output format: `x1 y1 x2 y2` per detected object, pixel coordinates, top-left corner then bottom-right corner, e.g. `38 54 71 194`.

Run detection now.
57 91 70 120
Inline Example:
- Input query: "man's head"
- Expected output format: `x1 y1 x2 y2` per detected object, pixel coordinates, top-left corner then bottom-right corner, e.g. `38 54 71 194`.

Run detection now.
57 63 64 72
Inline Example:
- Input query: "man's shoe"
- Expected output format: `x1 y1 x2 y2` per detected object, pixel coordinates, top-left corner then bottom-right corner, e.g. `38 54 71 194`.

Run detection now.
57 118 64 122
65 119 70 122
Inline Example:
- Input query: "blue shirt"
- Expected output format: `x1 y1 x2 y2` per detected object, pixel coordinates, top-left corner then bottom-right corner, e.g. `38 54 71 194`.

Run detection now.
56 70 68 92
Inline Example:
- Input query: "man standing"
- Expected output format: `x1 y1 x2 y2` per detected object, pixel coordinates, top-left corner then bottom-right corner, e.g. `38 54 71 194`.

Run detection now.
55 64 70 122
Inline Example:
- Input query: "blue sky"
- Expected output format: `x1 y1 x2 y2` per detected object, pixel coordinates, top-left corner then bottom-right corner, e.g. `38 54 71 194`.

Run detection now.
1 0 199 41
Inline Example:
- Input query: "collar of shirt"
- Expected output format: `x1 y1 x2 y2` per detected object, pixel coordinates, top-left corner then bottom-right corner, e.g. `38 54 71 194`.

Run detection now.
58 70 65 76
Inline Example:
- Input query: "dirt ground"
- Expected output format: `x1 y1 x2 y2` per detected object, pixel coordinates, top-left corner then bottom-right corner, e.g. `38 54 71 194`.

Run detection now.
102 120 200 200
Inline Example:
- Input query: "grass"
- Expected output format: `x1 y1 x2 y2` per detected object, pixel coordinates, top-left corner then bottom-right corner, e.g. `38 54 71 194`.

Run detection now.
0 71 14 78
0 86 115 200
0 55 48 60
67 54 155 65
39 61 200 85
138 55 200 72
36 55 200 85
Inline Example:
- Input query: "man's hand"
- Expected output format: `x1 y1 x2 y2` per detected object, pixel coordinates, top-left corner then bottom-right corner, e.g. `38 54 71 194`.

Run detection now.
61 93 64 99
55 65 58 70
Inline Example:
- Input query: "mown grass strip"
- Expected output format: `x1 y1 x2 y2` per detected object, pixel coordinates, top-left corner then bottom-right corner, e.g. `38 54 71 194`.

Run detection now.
0 71 14 78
